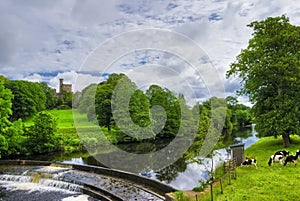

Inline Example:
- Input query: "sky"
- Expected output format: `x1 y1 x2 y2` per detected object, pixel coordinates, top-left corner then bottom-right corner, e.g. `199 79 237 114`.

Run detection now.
0 0 300 106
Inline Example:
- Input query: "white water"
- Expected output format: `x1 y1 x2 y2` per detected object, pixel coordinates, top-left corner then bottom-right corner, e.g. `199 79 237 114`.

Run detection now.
0 173 82 193
62 194 91 201
38 179 82 192
0 175 32 183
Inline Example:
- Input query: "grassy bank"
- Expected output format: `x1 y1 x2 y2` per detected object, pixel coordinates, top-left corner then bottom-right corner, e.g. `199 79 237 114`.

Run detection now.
24 109 103 153
178 135 300 201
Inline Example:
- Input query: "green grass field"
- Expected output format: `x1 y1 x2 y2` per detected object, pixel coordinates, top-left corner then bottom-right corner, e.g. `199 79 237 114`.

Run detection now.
187 135 300 201
24 109 106 153
24 109 97 128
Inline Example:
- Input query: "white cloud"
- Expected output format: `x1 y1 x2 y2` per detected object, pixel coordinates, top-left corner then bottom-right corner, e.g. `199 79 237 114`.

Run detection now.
0 0 299 105
23 73 43 83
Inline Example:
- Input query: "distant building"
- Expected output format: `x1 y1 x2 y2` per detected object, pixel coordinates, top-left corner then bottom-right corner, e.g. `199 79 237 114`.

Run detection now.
56 78 72 97
59 78 72 93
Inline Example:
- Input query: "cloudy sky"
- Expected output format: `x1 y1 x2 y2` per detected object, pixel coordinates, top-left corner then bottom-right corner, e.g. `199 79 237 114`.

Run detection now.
0 0 299 105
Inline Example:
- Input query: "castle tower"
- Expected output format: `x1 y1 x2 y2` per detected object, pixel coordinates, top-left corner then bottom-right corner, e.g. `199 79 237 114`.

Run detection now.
59 78 64 93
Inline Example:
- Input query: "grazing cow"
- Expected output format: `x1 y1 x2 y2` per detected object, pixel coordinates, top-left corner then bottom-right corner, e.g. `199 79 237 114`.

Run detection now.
241 158 257 169
284 150 300 166
268 154 284 166
274 150 289 157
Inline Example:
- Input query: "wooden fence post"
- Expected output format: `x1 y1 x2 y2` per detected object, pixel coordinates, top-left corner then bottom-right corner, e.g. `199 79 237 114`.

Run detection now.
220 178 223 194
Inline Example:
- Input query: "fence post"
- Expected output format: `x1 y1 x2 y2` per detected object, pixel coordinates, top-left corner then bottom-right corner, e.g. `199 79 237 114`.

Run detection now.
219 178 223 194
210 182 213 201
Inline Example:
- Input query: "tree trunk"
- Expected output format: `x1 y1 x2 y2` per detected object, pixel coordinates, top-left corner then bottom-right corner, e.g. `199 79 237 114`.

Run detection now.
282 133 291 147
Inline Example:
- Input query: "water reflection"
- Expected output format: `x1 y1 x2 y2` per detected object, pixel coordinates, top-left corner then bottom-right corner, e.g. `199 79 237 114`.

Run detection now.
154 148 229 190
232 124 258 149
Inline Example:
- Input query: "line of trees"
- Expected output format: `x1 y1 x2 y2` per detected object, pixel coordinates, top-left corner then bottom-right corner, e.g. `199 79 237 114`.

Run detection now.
0 76 74 158
78 73 252 147
0 72 251 158
0 75 73 121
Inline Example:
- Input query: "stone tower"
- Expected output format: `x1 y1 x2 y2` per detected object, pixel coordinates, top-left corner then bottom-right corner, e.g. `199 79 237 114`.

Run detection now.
58 78 72 94
59 78 64 93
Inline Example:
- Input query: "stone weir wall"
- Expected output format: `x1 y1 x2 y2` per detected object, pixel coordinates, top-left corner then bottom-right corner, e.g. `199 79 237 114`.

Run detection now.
72 164 177 196
0 160 177 197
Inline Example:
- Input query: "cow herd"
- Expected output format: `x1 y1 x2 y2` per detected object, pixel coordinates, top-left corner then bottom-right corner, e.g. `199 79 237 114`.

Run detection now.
240 150 300 168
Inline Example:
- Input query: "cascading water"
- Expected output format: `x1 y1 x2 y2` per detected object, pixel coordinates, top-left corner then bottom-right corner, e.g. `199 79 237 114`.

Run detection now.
1 165 84 190
38 179 82 192
0 174 33 183
0 164 165 201
0 166 92 201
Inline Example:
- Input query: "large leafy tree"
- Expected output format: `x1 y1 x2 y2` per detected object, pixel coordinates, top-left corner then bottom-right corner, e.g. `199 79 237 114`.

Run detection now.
0 81 13 157
226 15 300 147
26 111 59 154
95 73 126 132
0 81 24 157
146 85 181 138
78 84 98 121
5 80 46 121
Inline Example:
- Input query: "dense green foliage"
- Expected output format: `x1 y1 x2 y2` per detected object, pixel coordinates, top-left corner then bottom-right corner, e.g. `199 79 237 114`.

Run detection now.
93 73 186 143
78 83 97 121
0 73 251 159
226 96 252 128
39 82 58 109
5 80 46 121
57 90 72 109
25 111 60 154
0 81 25 158
227 15 300 147
76 73 252 146
0 77 80 158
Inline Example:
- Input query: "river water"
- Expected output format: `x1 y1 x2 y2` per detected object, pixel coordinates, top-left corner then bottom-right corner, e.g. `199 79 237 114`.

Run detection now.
17 126 258 190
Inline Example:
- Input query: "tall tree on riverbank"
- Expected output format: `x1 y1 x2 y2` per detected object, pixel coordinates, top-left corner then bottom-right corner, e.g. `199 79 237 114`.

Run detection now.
0 81 24 157
226 15 300 147
5 80 46 121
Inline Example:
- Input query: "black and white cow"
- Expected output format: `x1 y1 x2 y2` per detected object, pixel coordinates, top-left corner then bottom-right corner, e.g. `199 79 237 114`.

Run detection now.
284 150 300 166
241 158 257 169
268 150 289 166
268 154 284 166
274 150 289 157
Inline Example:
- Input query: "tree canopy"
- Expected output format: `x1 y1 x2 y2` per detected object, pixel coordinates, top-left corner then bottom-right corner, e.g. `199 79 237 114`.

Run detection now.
5 80 46 121
226 15 300 147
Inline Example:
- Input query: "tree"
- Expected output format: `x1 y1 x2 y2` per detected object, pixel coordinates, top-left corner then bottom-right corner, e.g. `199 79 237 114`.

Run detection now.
39 82 57 109
0 81 13 157
95 73 127 132
226 15 300 147
5 80 46 120
26 111 59 154
0 81 24 157
78 84 98 121
57 90 72 109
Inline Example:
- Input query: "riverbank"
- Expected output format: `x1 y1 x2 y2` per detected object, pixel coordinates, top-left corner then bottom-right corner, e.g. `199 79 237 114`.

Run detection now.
175 135 300 201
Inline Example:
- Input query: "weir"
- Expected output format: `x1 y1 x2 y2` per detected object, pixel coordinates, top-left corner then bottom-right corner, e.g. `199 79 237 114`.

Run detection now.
0 160 176 201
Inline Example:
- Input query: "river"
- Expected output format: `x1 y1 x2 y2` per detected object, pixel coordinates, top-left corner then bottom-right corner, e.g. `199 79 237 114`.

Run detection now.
20 125 258 190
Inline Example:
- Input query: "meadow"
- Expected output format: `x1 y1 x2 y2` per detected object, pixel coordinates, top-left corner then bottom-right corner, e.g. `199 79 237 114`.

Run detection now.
179 135 300 201
24 109 104 153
